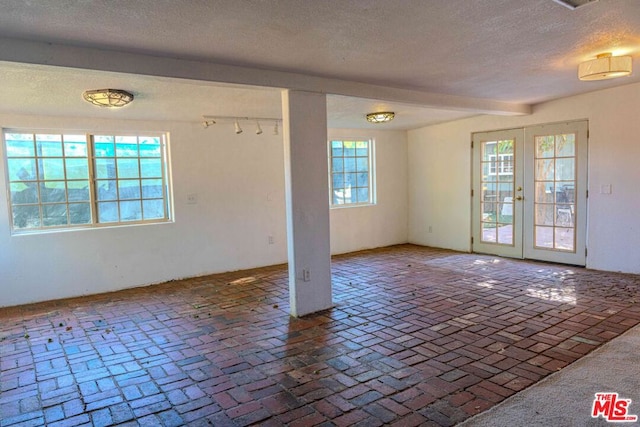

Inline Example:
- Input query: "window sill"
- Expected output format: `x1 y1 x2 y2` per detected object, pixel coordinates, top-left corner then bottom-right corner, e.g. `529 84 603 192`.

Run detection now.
330 202 376 210
10 219 174 236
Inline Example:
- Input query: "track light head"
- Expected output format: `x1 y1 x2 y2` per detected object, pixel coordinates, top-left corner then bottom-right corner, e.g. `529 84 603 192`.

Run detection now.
200 116 280 135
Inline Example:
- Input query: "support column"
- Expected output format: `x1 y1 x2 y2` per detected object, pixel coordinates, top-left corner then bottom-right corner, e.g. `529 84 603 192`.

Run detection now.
282 90 332 317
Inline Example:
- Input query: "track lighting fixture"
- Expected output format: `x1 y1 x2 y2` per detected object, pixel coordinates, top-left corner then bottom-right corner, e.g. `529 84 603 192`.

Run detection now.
201 115 282 136
234 120 243 134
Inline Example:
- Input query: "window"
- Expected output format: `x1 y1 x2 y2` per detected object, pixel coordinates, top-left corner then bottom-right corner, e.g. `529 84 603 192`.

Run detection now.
488 153 514 175
3 130 171 232
329 139 374 206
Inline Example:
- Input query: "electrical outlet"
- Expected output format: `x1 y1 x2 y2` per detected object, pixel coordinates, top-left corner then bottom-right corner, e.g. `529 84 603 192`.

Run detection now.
302 269 310 282
268 235 274 245
187 193 198 204
428 226 433 233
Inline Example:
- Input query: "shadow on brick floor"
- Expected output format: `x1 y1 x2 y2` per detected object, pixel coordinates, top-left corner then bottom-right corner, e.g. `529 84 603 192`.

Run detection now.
2 244 640 426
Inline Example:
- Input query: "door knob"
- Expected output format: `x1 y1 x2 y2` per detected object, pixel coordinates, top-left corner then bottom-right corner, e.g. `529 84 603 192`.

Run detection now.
515 195 523 201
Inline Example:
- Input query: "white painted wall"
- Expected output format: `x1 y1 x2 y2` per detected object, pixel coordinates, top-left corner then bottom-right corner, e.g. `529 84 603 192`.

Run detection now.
408 82 640 274
0 114 408 307
328 128 408 255
407 123 472 252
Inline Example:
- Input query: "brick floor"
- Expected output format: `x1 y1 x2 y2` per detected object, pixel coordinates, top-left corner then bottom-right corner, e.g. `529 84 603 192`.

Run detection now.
2 244 640 426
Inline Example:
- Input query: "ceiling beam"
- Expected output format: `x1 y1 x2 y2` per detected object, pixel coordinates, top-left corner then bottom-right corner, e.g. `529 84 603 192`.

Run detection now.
0 37 531 116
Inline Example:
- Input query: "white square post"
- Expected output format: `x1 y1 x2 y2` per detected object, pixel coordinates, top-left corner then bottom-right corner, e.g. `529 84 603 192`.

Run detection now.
281 90 332 317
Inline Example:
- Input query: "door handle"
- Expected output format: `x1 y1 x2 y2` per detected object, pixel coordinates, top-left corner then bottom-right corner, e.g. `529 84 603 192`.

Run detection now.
515 195 523 201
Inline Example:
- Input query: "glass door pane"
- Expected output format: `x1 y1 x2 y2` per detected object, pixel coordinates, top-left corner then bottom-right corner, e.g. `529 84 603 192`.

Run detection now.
480 139 515 245
472 129 524 259
524 121 587 266
533 133 576 252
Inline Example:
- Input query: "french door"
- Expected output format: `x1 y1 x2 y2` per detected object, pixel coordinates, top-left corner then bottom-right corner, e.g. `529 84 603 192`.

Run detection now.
472 121 588 265
472 129 524 258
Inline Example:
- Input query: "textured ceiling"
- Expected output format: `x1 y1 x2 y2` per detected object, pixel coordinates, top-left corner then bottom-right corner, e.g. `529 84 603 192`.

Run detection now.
0 0 638 129
0 62 472 130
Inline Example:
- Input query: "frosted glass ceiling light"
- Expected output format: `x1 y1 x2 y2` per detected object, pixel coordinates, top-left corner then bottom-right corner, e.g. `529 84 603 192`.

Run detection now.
366 111 395 123
234 120 243 134
273 121 279 135
255 121 263 135
578 53 632 81
202 119 216 128
83 89 134 107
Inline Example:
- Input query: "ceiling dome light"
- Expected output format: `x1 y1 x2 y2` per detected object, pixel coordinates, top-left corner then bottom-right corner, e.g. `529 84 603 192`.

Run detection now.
83 89 134 107
578 53 632 81
366 111 395 123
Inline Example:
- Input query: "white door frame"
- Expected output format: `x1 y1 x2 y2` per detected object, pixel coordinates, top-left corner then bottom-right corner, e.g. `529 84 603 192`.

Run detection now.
472 121 588 266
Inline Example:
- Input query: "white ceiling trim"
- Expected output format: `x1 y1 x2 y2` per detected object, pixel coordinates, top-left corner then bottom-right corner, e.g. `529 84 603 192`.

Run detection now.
0 37 531 117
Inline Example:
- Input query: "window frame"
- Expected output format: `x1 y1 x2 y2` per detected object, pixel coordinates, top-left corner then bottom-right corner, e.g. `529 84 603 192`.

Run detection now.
2 129 173 234
488 153 514 175
328 138 376 208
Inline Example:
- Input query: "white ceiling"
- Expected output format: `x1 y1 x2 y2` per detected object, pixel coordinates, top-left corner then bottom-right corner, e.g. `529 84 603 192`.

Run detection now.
0 61 473 130
0 0 638 130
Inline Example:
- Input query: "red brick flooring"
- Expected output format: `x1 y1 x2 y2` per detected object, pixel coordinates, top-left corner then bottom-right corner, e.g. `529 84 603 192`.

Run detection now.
2 244 640 426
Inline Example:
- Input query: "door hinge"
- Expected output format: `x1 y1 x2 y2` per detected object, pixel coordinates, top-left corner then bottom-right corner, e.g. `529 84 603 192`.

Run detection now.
471 236 474 245
471 189 474 197
471 140 474 149
586 190 589 198
585 247 588 257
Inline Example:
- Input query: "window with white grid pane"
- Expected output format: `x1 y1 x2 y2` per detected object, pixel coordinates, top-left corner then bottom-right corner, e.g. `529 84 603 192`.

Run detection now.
3 130 171 233
329 139 375 207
